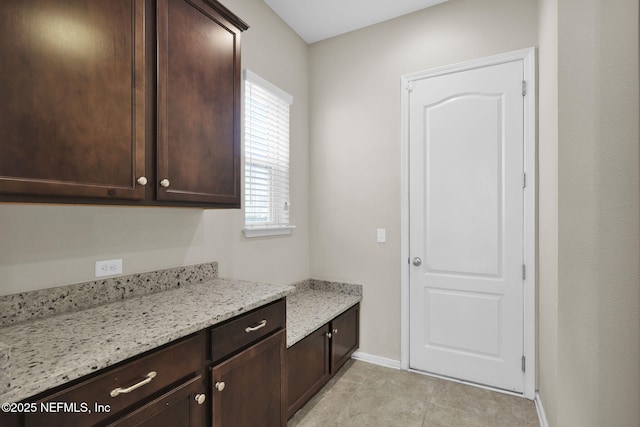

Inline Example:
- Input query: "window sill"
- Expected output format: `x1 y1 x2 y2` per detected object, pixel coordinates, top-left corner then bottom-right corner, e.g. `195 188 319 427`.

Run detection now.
242 225 296 238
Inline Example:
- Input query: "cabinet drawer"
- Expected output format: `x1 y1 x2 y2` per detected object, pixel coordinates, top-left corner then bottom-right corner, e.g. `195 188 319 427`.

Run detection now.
211 299 285 363
25 332 206 427
106 374 206 427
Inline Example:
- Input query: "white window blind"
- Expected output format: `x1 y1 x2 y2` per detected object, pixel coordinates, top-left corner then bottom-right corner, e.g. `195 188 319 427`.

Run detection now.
244 70 293 233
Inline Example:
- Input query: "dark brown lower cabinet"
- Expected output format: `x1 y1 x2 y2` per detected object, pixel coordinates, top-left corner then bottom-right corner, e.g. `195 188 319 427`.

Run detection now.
287 325 331 417
211 329 287 427
287 303 359 419
6 298 352 426
22 332 208 427
330 304 360 374
0 412 20 427
107 374 206 427
12 300 287 427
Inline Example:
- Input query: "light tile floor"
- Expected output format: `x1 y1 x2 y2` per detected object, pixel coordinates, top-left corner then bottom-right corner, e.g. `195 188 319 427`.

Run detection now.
288 360 540 427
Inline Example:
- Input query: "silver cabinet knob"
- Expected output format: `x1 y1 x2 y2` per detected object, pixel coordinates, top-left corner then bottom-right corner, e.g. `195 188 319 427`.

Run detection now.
412 257 422 266
333 328 338 335
195 393 206 405
160 179 170 188
215 381 225 392
136 176 148 186
326 332 332 339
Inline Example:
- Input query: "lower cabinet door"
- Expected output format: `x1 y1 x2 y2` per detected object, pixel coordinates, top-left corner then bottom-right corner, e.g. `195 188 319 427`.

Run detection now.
330 304 360 374
107 374 207 427
24 333 207 427
287 325 330 419
211 330 286 427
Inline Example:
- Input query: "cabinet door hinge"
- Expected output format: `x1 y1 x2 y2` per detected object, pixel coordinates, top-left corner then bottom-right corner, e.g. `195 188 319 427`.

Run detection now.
522 356 526 372
522 264 526 280
522 172 527 188
522 80 527 96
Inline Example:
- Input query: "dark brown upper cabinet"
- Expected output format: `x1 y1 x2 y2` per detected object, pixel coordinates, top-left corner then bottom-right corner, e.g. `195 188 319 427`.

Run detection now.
157 0 243 205
0 0 147 201
0 0 247 208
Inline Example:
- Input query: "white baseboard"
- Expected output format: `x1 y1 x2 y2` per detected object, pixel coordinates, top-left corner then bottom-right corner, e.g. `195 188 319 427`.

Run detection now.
351 351 401 369
535 391 550 427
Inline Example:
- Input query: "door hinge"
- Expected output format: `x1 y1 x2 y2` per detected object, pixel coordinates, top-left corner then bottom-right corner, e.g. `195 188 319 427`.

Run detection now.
522 264 526 280
522 356 526 372
522 80 527 96
522 172 527 188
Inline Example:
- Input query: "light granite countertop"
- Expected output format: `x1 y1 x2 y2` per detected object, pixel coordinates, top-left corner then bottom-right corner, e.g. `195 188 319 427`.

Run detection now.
0 278 294 403
286 284 361 348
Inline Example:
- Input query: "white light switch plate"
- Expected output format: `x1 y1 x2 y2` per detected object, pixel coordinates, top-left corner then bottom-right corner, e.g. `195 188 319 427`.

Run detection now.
377 228 386 243
95 259 123 278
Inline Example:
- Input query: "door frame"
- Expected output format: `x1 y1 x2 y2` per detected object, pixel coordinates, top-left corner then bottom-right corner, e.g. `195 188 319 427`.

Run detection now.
400 47 536 399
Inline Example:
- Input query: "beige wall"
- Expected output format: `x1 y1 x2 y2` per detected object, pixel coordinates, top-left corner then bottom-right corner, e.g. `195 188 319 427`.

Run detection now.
308 0 538 360
555 0 640 426
0 0 310 296
537 0 640 426
537 0 559 424
3 1 639 424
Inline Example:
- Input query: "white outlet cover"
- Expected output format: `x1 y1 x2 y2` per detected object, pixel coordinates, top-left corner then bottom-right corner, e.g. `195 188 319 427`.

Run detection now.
95 259 123 278
377 228 386 243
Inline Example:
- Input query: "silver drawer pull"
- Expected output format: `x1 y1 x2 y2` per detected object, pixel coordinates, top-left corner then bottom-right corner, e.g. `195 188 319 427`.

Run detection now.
110 371 157 397
245 319 267 333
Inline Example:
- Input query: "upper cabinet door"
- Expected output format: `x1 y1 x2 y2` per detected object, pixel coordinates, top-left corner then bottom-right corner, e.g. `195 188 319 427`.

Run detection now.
0 0 147 200
156 0 243 206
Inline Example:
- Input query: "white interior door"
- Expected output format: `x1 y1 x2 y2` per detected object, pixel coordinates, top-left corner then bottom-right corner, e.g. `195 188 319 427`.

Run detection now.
408 59 525 392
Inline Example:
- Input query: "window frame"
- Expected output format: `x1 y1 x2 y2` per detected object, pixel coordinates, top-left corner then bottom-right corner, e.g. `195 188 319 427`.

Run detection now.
242 69 295 238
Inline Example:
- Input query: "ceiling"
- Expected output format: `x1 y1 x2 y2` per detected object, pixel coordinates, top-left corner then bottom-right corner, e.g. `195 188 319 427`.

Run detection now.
263 0 449 44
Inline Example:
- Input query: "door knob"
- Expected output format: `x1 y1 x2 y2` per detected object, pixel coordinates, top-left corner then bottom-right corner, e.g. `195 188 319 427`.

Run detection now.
412 257 422 266
160 179 170 188
215 381 225 392
136 176 148 186
195 393 206 404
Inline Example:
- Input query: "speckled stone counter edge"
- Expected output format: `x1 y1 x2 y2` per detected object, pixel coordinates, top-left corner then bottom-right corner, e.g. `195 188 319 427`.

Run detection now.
291 278 363 296
0 262 218 327
0 342 9 395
